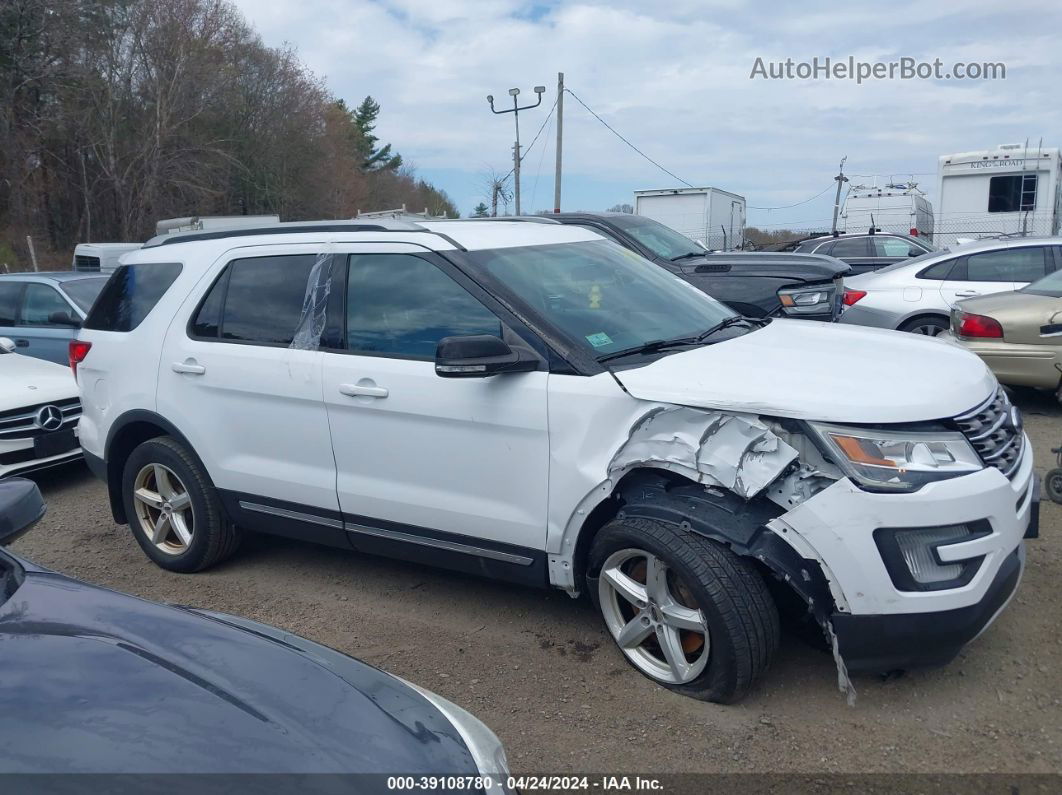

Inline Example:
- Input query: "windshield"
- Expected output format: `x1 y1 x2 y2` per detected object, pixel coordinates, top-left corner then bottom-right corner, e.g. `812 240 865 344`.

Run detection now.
605 215 704 260
60 277 109 314
465 240 737 358
1022 269 1062 297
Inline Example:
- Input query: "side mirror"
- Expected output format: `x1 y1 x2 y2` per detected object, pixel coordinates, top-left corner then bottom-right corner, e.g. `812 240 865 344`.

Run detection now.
48 311 81 328
0 337 14 353
0 479 46 546
435 334 538 378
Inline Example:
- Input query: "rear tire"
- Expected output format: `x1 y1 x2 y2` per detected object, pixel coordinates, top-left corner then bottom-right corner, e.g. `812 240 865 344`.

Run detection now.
121 436 241 572
588 517 779 703
899 315 949 336
1045 468 1062 504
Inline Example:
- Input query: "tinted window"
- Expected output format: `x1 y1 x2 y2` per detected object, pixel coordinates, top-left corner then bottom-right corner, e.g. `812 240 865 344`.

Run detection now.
830 238 868 258
966 247 1046 283
605 215 703 260
61 277 108 314
190 270 228 338
218 255 318 345
874 237 916 258
917 259 957 280
988 174 1037 213
345 254 501 359
0 283 20 326
84 263 183 332
19 284 73 326
1022 269 1062 297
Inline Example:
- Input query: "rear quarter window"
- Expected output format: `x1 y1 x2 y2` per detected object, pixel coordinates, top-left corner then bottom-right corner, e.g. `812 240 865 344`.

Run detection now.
83 262 183 332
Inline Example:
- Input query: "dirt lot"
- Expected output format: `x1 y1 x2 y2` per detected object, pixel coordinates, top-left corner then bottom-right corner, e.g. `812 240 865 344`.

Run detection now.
10 390 1062 776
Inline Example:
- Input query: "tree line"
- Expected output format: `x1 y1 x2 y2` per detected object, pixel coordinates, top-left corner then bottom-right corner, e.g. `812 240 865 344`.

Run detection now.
0 0 458 269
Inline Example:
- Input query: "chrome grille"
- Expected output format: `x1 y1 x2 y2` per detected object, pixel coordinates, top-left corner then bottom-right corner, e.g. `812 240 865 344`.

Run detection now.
0 397 82 440
953 387 1024 479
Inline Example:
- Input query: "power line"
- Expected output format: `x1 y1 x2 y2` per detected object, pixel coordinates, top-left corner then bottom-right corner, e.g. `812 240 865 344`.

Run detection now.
748 184 835 210
564 89 695 188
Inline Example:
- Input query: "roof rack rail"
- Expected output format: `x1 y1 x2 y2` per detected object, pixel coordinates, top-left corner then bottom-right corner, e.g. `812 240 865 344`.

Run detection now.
142 219 428 248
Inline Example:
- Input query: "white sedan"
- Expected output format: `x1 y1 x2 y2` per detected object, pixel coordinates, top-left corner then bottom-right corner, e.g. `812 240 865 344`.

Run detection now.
0 337 82 478
840 237 1062 336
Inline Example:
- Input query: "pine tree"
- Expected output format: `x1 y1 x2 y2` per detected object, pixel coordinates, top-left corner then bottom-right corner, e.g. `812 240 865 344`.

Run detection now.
472 202 490 217
353 96 402 172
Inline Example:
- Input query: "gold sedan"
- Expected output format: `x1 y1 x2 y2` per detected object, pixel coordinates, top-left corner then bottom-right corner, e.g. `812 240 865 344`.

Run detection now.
944 270 1062 399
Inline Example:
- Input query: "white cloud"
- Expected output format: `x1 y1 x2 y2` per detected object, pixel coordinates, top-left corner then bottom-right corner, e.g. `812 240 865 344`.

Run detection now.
230 0 1062 221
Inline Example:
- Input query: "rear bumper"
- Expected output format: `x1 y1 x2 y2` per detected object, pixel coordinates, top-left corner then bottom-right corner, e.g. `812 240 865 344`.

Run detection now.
941 333 1061 390
83 449 107 482
833 544 1025 672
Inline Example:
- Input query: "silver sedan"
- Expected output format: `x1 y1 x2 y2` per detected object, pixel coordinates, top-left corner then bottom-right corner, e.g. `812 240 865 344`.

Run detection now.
839 237 1062 336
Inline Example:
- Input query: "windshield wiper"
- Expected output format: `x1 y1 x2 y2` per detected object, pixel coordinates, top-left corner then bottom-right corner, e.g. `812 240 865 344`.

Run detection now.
695 315 768 342
669 252 705 262
596 336 700 363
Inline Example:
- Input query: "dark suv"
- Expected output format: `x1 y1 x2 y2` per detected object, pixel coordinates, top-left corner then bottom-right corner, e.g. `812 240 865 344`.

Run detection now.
513 213 849 322
793 233 934 274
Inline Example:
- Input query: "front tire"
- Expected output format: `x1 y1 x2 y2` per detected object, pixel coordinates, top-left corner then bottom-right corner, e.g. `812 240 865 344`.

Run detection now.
588 517 779 703
121 436 241 572
1044 468 1062 504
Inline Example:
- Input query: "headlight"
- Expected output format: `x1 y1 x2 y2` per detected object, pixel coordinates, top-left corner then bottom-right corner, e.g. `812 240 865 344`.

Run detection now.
806 422 983 491
778 284 836 315
399 678 512 788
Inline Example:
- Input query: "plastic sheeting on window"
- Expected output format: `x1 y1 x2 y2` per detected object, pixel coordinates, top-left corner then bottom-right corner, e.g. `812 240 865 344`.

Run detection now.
289 247 335 351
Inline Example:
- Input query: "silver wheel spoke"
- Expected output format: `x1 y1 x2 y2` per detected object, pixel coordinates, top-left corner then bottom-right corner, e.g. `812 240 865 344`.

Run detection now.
644 554 669 603
151 514 171 544
615 614 653 649
169 492 192 511
154 465 176 500
657 625 692 682
170 515 193 547
134 487 164 510
661 603 706 633
601 566 648 607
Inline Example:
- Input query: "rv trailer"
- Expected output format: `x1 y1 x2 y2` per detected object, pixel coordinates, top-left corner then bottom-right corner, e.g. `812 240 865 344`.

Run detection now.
842 183 934 239
935 143 1061 247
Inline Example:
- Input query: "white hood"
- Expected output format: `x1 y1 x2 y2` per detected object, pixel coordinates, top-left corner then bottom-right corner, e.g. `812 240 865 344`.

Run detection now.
0 353 78 411
612 319 996 423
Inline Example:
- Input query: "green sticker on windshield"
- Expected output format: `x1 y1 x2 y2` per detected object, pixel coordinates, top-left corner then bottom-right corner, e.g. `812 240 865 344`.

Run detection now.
586 332 613 348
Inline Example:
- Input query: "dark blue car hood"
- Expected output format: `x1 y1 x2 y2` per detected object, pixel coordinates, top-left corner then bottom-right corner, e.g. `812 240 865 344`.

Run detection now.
0 564 476 774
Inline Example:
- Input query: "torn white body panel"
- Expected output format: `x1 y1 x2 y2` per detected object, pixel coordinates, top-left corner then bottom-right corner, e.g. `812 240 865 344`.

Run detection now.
607 407 799 499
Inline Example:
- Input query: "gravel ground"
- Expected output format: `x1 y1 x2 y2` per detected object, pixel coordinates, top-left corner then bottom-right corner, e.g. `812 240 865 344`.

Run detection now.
10 390 1062 776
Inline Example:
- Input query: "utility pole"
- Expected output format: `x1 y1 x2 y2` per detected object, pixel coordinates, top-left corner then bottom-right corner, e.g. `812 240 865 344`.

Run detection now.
488 84 545 215
554 72 564 213
831 156 848 236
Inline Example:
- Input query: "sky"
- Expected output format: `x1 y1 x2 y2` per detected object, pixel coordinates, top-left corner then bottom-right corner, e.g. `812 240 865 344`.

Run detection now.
231 0 1062 228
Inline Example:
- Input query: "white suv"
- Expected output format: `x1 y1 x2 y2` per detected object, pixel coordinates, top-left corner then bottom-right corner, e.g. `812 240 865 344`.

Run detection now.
75 220 1037 703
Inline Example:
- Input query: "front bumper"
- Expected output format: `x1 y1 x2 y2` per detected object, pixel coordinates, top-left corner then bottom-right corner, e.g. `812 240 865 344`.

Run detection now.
832 544 1024 672
774 435 1035 617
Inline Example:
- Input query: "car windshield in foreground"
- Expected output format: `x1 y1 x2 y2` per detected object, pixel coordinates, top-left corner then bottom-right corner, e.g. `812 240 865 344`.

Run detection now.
61 277 110 313
465 240 740 360
1021 269 1062 297
604 214 704 261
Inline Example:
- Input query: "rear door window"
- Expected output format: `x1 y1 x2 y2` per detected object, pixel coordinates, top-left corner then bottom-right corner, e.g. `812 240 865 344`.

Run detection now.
194 255 318 346
830 238 869 258
874 237 917 258
965 247 1047 283
84 263 183 332
917 258 958 280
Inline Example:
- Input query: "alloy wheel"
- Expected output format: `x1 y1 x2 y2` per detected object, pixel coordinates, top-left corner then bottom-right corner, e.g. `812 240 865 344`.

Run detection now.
597 548 710 684
132 463 195 555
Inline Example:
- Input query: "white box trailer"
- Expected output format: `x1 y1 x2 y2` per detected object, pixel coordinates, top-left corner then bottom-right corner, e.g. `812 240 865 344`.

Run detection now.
934 143 1061 247
842 184 934 239
72 242 141 273
634 187 746 250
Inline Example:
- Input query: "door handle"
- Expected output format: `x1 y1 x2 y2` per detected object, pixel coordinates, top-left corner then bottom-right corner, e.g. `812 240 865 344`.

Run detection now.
339 383 389 398
171 361 206 375
14 339 28 347
954 290 980 297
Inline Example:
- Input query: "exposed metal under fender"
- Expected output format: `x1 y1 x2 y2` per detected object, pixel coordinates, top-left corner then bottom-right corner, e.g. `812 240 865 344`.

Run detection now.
607 407 799 499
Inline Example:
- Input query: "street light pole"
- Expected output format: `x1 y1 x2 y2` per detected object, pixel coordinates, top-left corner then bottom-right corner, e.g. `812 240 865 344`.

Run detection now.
488 85 545 215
